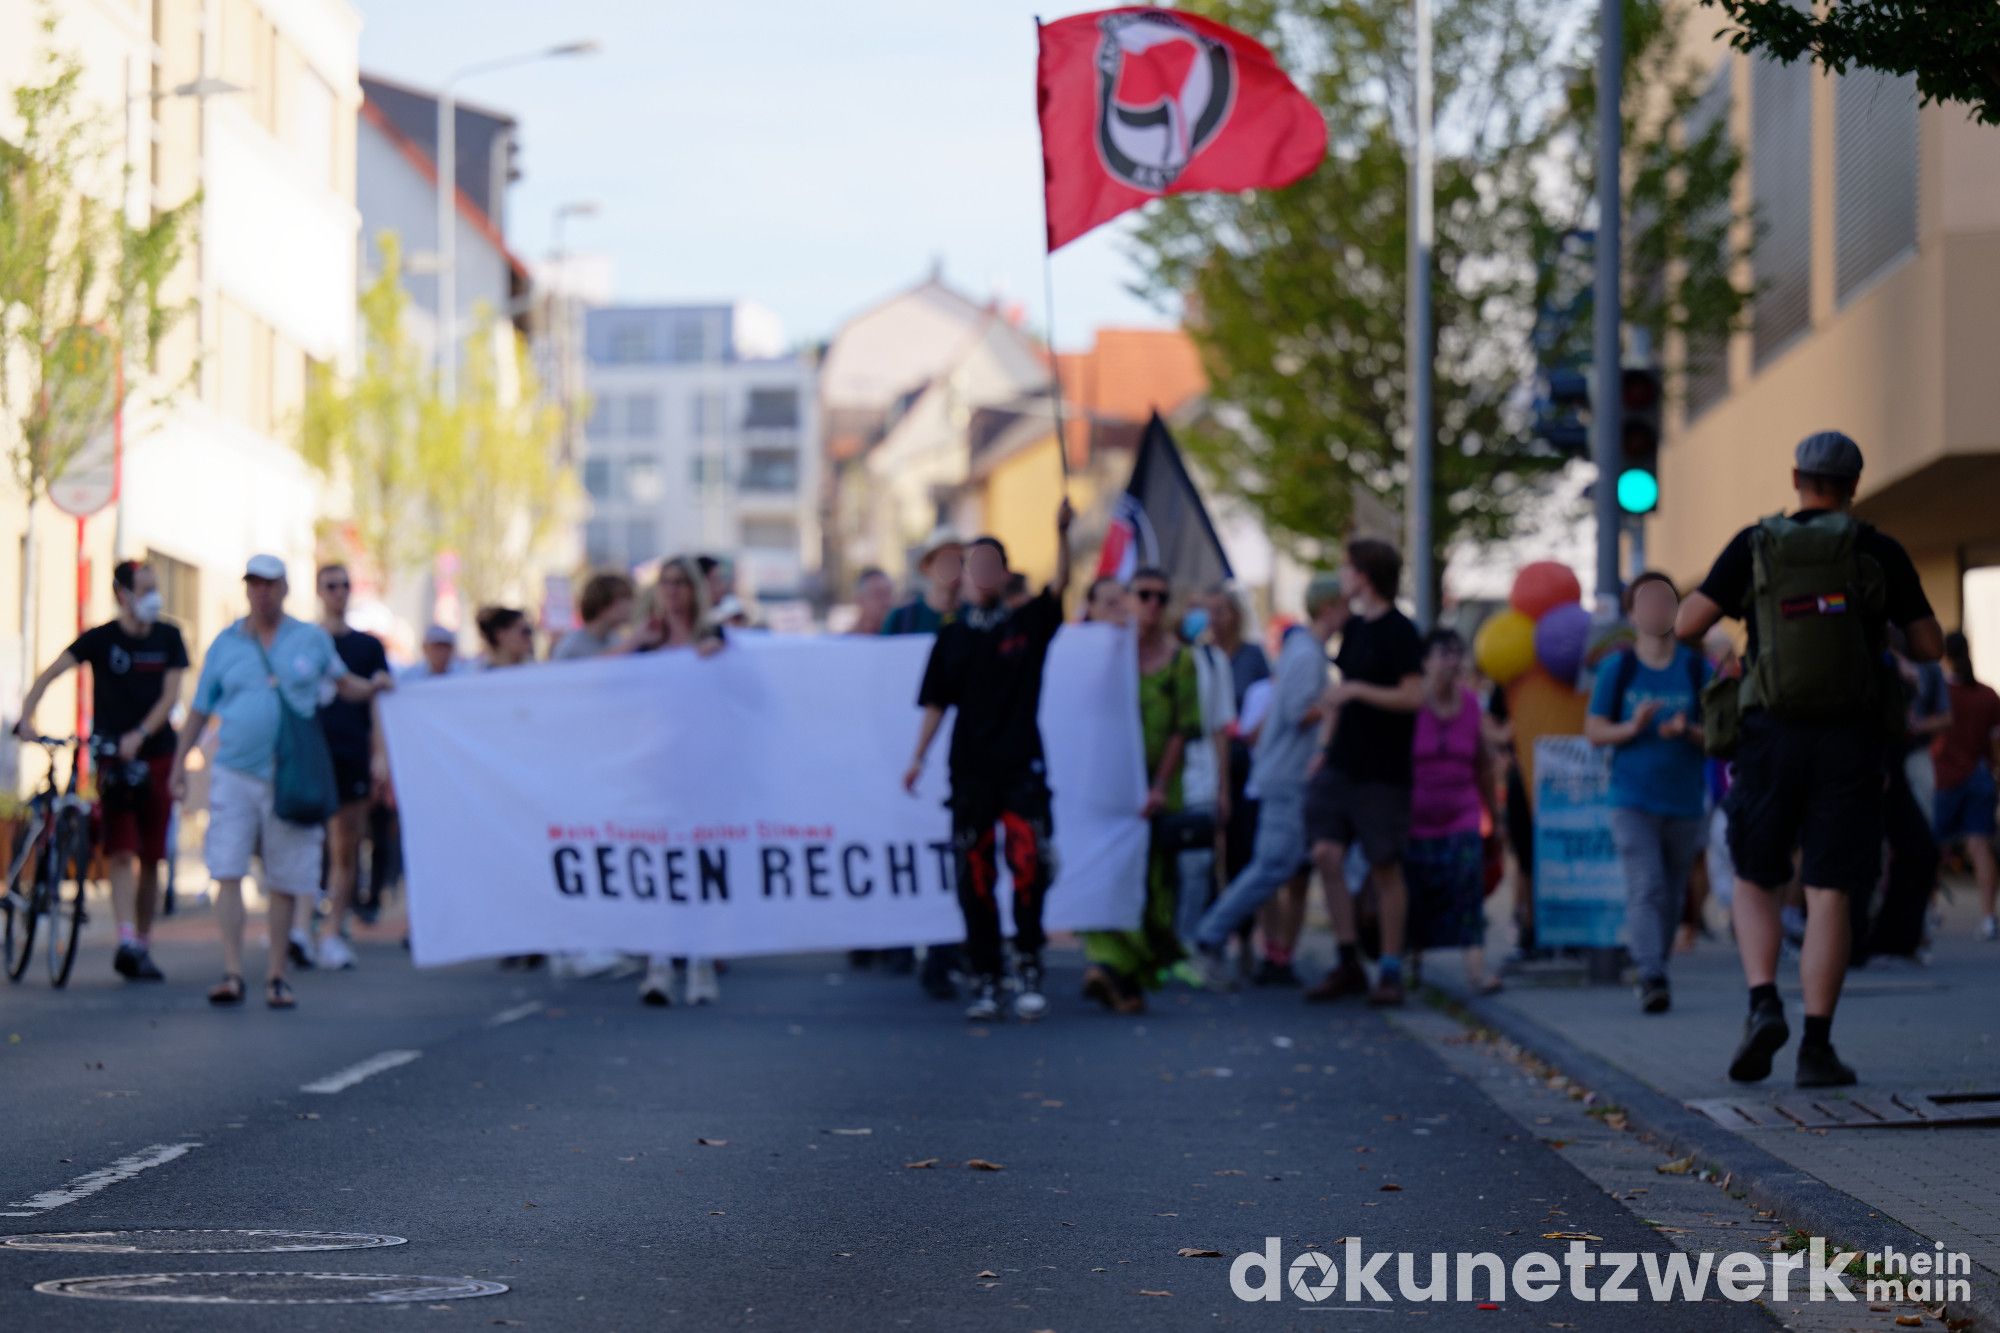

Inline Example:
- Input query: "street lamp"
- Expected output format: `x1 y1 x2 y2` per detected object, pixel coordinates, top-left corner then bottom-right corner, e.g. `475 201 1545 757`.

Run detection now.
436 40 600 401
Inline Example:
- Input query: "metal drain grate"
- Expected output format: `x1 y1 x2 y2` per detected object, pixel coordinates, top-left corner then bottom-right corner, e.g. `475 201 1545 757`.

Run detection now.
1 1229 405 1255
1688 1089 2000 1130
33 1272 507 1305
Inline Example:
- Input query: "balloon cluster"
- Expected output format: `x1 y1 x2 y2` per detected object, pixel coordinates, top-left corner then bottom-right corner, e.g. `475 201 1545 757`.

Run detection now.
1474 562 1590 688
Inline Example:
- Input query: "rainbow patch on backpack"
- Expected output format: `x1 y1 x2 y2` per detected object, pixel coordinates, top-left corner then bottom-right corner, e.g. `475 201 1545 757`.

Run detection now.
1779 592 1848 619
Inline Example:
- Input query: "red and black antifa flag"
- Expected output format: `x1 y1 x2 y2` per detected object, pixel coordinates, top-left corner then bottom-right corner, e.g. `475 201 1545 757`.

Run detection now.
1096 412 1233 591
1037 7 1326 250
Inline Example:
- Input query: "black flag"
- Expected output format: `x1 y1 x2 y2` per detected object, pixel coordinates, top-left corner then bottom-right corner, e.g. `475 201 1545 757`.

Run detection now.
1095 413 1234 590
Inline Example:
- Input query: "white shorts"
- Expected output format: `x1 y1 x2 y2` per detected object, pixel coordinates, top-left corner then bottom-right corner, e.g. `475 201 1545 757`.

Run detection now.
205 765 324 897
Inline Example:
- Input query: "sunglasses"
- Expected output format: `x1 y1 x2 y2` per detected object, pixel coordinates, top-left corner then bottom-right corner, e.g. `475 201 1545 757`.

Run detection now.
321 581 350 592
1133 588 1170 604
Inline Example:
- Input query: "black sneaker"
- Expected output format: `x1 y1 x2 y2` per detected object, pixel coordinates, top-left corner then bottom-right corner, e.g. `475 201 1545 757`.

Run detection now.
1796 1042 1858 1089
1639 978 1671 1014
1251 957 1301 988
112 943 141 978
128 948 165 982
1727 1003 1790 1083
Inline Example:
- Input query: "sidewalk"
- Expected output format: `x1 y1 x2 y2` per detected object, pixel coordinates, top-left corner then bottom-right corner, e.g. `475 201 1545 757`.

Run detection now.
1431 881 2000 1313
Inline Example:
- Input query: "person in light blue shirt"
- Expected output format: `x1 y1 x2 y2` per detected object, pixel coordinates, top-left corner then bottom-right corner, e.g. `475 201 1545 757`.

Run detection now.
170 555 391 1011
1586 571 1711 1016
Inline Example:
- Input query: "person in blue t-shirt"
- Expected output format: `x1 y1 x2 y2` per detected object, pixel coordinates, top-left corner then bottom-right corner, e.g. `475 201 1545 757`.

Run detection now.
1586 571 1711 1015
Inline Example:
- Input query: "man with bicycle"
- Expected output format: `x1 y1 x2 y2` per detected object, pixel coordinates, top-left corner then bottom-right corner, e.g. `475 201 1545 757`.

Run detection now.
16 560 188 983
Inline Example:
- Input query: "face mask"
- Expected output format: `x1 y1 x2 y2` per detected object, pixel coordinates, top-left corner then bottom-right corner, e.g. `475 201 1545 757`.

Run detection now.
1180 608 1210 642
133 590 163 625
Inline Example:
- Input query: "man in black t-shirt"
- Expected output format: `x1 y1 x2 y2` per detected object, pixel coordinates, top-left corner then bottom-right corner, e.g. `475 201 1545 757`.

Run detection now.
1303 539 1425 1008
905 499 1073 1022
17 560 188 981
311 563 391 971
1677 431 1942 1090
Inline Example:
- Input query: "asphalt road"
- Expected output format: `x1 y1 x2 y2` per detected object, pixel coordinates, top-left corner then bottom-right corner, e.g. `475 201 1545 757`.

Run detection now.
0 927 1779 1331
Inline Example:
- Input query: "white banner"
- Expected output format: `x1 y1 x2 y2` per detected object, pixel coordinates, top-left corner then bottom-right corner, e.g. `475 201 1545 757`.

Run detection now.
380 626 1151 966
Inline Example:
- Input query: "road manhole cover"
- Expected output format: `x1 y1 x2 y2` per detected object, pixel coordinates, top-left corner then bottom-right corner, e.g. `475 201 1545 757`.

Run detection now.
33 1272 507 1304
3 1229 406 1254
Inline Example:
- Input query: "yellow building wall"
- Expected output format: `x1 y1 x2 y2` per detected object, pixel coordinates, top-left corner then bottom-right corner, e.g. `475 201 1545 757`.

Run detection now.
978 434 1099 592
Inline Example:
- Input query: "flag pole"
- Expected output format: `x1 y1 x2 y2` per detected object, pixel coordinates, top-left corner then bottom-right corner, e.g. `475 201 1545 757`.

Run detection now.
1035 16 1073 492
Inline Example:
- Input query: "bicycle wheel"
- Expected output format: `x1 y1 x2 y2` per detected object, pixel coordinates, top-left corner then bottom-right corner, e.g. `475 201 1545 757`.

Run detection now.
3 824 43 983
45 809 89 988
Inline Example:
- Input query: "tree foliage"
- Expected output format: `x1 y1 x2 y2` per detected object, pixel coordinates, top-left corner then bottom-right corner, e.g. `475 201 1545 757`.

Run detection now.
299 232 568 609
1126 0 1749 583
0 13 195 501
1700 0 2000 125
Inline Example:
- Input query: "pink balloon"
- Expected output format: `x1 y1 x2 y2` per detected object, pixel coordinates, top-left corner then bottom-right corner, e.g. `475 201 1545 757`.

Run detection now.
1511 561 1584 621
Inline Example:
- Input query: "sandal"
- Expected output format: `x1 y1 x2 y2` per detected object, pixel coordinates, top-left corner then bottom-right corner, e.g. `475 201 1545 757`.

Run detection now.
265 976 297 1010
1080 965 1118 1011
208 973 245 1006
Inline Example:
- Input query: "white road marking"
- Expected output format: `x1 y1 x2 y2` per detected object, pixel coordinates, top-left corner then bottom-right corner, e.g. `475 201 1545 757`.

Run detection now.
486 1001 543 1027
299 1049 422 1095
1 1142 202 1216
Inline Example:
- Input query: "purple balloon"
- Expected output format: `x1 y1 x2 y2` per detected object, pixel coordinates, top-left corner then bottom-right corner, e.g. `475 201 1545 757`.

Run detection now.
1533 602 1592 686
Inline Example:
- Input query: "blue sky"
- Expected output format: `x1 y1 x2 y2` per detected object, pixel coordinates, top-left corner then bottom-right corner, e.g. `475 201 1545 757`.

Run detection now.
356 0 1172 350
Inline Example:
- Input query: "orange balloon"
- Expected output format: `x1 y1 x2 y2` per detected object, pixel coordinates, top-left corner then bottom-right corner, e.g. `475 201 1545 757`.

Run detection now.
1504 667 1590 801
1510 561 1584 621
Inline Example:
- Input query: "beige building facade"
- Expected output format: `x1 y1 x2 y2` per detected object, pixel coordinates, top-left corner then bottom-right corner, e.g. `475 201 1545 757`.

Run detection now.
1653 47 2000 644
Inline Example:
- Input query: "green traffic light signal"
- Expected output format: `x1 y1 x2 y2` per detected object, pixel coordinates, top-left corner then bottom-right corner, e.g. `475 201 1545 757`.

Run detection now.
1617 467 1659 515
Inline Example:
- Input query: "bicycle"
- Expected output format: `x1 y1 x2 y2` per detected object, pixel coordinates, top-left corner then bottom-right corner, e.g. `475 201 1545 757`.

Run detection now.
2 735 95 987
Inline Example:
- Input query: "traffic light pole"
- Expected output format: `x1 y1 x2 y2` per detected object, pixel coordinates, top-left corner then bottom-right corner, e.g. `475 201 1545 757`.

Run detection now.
1591 0 1623 612
1408 0 1436 630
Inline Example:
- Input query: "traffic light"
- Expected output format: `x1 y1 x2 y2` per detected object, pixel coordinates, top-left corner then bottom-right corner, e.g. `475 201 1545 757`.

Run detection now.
1531 365 1591 456
1617 367 1662 515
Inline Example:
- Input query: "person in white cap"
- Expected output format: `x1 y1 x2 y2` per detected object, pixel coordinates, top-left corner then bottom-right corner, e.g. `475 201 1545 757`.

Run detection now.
169 555 393 1010
397 624 465 683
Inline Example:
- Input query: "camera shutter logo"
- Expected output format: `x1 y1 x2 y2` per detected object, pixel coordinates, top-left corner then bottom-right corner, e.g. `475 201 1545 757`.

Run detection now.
1288 1249 1338 1302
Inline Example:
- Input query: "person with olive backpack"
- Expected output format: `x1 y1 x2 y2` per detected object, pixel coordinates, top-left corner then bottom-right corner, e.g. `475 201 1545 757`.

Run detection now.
1677 432 1942 1089
170 555 393 1010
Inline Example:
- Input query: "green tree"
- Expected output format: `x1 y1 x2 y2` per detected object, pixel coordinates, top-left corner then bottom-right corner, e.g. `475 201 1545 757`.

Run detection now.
299 233 570 612
1699 0 2000 126
1127 0 1749 593
0 13 194 683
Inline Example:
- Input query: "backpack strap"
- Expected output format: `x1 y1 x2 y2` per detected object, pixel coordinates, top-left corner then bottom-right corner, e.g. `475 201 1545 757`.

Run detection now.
1608 647 1641 722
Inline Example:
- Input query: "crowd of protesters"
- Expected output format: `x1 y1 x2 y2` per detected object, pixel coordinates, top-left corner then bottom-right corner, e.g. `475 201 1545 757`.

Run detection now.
12 431 1995 1088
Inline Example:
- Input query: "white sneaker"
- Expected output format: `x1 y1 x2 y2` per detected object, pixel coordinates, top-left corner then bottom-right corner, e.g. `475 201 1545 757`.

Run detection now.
639 961 673 1007
685 957 720 1005
1012 961 1048 1022
965 978 1002 1022
316 934 356 971
1980 915 1998 942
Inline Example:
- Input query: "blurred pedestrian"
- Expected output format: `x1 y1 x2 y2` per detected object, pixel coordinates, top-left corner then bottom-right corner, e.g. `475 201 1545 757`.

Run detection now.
397 624 464 682
849 567 895 636
1585 572 1709 1013
904 500 1074 1022
1677 430 1942 1088
1081 576 1129 625
476 607 536 668
1935 631 2000 941
552 572 638 660
310 563 392 971
171 556 391 1010
1081 567 1196 1013
1207 582 1286 981
882 530 969 994
1187 576 1344 987
1171 600 1235 949
1304 540 1424 1007
1405 629 1501 993
16 559 187 983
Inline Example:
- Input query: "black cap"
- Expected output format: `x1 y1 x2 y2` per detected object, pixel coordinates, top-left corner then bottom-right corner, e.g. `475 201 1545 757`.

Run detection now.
1794 430 1864 480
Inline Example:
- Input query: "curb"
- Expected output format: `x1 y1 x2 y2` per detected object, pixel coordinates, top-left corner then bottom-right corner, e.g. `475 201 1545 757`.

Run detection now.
1444 987 2000 1330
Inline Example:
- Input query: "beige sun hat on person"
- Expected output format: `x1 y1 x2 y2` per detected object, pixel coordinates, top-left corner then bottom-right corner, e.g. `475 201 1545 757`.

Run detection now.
915 526 965 571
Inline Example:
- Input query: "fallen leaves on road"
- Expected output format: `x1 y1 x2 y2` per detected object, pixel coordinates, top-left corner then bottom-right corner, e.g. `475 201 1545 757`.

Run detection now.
708 1210 725 1216
1655 1156 1696 1175
1378 1184 1403 1192
965 1158 1005 1171
1177 1248 1223 1258
696 1137 729 1147
826 1128 873 1136
1541 1232 1602 1242
1213 1169 1246 1177
1155 1211 1178 1217
975 1270 999 1279
1895 1318 1924 1328
1138 1289 1172 1297
904 1158 939 1170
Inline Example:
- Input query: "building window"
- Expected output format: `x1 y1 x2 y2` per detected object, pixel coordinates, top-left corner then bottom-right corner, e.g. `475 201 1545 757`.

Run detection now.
691 390 727 438
1683 65 1733 421
583 520 615 566
625 392 658 438
146 548 200 648
608 321 651 363
1835 67 1919 305
741 447 798 493
585 396 611 439
744 387 799 429
583 456 614 500
741 518 797 551
673 320 706 363
690 455 725 486
1751 52 1812 368
625 454 663 503
623 520 656 563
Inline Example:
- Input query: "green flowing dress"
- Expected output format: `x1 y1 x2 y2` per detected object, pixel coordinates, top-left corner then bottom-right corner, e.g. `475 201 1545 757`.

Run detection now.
1084 646 1200 987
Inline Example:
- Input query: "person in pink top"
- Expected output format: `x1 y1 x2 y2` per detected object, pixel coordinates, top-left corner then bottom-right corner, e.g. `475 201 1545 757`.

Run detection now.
1405 629 1501 993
